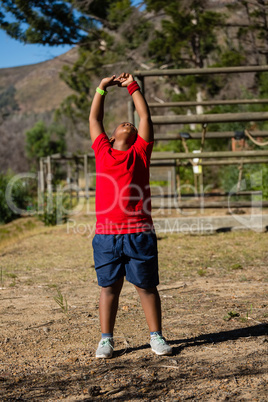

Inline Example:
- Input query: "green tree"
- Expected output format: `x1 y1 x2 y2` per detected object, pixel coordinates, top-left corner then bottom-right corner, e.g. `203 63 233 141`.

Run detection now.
145 0 228 113
0 85 19 120
55 0 152 124
0 0 152 125
226 0 268 65
25 121 66 163
0 0 86 45
146 0 224 68
0 171 32 224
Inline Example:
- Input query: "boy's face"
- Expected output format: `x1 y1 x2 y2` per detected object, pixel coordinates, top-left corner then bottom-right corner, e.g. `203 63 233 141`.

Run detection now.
113 122 137 146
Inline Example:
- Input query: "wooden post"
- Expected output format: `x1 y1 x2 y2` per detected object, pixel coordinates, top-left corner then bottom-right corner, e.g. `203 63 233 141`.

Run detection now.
199 172 204 212
134 75 144 128
75 159 79 202
171 161 177 198
128 100 135 125
39 158 45 193
135 75 144 93
84 154 89 200
67 162 72 206
194 173 198 196
47 156 52 194
38 158 45 214
46 156 53 214
177 165 181 205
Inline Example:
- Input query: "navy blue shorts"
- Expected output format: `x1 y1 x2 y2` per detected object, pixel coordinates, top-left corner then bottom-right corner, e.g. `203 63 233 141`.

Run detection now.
92 231 159 289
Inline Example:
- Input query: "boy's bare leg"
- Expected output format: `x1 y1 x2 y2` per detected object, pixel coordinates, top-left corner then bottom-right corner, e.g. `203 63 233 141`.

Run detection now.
99 276 124 334
135 285 162 332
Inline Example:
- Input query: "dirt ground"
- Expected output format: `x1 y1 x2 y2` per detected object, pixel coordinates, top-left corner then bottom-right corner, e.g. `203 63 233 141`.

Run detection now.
0 214 267 401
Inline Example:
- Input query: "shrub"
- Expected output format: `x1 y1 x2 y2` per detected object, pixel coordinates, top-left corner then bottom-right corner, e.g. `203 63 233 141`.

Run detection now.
39 193 73 226
0 171 33 224
25 121 66 170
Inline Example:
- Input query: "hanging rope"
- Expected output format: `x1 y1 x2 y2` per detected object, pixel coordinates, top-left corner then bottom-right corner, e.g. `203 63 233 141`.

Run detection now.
236 135 245 193
237 162 244 192
244 129 268 146
200 123 207 153
181 137 194 166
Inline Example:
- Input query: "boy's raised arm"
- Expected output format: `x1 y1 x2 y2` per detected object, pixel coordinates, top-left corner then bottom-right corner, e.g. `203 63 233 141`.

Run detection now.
117 73 154 143
89 75 119 144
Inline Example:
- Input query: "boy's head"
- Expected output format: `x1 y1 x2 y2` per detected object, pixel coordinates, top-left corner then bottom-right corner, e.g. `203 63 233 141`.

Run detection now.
109 122 137 149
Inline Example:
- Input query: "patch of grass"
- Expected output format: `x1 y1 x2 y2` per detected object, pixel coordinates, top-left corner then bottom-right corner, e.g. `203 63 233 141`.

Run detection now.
230 263 243 270
25 279 34 286
47 283 58 289
0 228 9 234
240 303 253 322
223 311 240 321
0 217 41 250
239 275 248 282
0 267 3 288
54 287 68 315
6 273 17 287
197 268 206 276
14 225 23 233
157 230 268 281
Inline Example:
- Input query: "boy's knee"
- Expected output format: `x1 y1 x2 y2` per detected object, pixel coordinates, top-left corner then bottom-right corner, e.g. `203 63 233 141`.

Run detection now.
101 277 124 295
135 285 158 294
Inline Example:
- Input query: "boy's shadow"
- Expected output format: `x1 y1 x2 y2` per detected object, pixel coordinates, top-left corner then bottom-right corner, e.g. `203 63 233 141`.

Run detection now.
115 323 267 357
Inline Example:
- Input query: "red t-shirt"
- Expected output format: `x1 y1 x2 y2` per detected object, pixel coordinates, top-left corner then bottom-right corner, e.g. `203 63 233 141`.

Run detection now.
92 133 154 234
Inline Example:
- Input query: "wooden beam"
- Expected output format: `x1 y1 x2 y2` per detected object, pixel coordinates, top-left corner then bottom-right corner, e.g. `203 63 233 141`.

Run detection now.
151 150 268 160
149 99 268 107
151 191 262 198
151 111 268 124
154 131 268 140
49 153 95 160
135 65 268 77
152 201 268 209
178 158 268 166
151 161 176 166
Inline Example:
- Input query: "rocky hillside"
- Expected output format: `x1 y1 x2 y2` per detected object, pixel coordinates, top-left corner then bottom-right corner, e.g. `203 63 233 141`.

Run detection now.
0 48 86 173
0 47 77 115
0 0 265 174
0 46 141 173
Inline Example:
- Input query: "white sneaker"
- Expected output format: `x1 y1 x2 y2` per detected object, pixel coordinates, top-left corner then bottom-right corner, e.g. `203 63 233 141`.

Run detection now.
150 334 172 356
96 337 114 359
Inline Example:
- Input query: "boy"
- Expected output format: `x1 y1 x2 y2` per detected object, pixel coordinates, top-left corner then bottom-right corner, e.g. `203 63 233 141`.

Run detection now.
89 72 172 358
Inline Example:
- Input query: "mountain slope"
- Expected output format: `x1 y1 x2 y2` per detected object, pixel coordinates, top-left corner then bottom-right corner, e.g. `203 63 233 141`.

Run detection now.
0 48 83 173
0 47 78 114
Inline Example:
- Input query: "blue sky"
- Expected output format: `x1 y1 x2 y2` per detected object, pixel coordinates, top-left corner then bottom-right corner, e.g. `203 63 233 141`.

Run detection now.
0 1 143 69
0 29 74 69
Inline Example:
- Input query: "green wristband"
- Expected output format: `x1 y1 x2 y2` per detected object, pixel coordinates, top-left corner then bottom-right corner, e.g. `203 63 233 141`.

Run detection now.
96 87 108 96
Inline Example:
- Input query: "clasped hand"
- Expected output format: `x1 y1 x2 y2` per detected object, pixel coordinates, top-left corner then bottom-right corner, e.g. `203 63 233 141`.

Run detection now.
101 73 134 89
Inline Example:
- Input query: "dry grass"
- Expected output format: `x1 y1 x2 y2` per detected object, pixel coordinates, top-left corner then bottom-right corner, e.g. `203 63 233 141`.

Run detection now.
0 213 267 287
0 215 267 401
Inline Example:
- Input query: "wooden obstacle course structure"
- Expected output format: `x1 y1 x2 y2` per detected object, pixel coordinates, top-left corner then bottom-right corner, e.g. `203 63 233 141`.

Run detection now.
39 65 268 210
134 65 268 208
